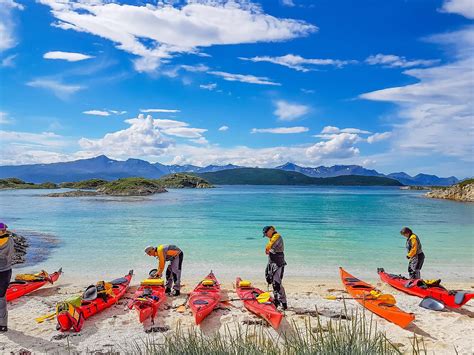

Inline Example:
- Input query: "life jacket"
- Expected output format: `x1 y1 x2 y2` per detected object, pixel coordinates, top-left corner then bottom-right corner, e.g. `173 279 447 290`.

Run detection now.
406 233 423 257
96 281 114 300
15 270 49 282
56 296 84 332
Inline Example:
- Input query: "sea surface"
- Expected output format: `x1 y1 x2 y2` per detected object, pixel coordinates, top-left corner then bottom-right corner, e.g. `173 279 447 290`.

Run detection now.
1 186 473 283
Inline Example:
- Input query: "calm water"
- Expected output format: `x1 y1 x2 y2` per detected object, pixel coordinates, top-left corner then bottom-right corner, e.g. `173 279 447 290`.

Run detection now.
0 186 473 283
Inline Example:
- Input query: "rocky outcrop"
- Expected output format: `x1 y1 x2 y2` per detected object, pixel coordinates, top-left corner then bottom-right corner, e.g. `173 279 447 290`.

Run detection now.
155 174 214 188
96 178 167 196
46 190 100 197
425 180 474 202
10 232 28 265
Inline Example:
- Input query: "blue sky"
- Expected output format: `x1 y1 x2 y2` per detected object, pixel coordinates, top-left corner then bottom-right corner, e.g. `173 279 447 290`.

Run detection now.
0 0 472 177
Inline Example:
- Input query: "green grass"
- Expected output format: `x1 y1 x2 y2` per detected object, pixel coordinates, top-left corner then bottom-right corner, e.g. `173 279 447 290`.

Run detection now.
116 311 425 355
0 178 57 189
154 173 213 188
458 178 474 187
60 178 108 189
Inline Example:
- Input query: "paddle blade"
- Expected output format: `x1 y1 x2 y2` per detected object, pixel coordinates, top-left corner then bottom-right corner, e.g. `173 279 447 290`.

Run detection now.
419 297 445 311
324 295 338 300
176 304 187 313
35 312 56 323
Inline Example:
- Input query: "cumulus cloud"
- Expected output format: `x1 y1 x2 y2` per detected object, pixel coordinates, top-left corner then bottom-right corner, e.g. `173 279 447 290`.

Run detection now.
0 0 23 53
282 0 295 7
274 100 310 121
38 0 316 72
26 78 84 99
306 132 360 159
208 71 280 86
200 83 217 90
240 54 356 72
361 27 474 160
251 126 309 134
140 108 180 113
83 110 110 116
441 0 474 19
365 54 439 68
218 125 229 131
367 132 392 144
43 51 94 62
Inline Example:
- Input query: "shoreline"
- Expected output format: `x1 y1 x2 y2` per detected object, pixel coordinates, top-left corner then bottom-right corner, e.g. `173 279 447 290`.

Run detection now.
2 276 473 353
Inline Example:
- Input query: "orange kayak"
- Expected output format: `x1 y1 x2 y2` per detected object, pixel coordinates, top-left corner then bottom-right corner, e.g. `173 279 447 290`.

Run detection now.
236 277 282 329
188 272 221 325
340 267 414 328
128 281 166 323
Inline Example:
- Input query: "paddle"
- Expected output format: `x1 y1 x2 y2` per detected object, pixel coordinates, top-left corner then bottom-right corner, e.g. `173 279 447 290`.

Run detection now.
325 294 396 305
176 294 190 313
419 297 445 311
35 311 56 323
222 292 273 303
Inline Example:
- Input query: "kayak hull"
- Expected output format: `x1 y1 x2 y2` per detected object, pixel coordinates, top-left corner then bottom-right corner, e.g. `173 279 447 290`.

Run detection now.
236 277 282 329
6 268 62 302
129 284 166 323
57 270 133 332
378 268 474 308
188 272 221 325
340 267 415 328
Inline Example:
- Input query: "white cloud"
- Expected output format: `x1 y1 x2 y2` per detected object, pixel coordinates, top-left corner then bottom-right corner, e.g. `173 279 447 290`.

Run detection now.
39 0 316 72
0 0 23 53
181 64 209 72
109 110 127 115
200 83 217 90
301 88 315 94
26 79 84 99
365 54 439 68
0 130 65 148
251 126 309 134
1 53 16 67
78 114 172 158
162 126 207 138
360 27 474 160
240 54 356 72
306 132 360 159
367 132 392 144
43 51 94 62
274 100 310 121
0 112 13 124
140 108 180 113
208 71 280 86
320 126 371 135
282 0 295 7
83 110 110 116
441 0 474 19
218 125 229 131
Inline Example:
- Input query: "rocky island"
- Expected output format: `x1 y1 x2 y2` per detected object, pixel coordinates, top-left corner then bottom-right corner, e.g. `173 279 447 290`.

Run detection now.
0 178 57 190
425 179 474 202
46 174 213 197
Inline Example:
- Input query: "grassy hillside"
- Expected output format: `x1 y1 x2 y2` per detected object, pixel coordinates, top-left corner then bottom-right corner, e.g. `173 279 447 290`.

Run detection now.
198 168 402 186
0 178 58 190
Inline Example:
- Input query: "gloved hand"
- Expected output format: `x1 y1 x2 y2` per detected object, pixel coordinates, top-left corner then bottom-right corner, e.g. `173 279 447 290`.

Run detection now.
406 256 410 259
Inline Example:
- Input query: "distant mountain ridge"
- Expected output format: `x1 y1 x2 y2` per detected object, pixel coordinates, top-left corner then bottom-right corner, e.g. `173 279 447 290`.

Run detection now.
0 155 459 185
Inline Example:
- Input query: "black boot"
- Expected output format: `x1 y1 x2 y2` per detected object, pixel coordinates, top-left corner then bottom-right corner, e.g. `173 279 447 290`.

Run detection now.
281 303 288 310
165 288 171 295
273 299 280 308
0 326 7 332
171 290 180 297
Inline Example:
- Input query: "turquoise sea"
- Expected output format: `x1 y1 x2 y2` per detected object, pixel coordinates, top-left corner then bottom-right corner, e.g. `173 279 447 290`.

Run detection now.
1 186 473 283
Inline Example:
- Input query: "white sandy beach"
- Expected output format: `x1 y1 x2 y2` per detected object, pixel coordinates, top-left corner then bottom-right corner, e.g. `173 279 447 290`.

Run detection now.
0 277 473 354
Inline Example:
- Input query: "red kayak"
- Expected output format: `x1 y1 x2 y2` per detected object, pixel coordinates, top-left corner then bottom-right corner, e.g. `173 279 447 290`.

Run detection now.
378 268 474 309
6 268 62 302
57 270 133 332
188 272 221 325
128 279 166 323
236 278 282 329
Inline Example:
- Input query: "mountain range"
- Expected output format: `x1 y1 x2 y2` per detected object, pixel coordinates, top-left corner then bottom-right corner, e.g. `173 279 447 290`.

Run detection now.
0 155 459 185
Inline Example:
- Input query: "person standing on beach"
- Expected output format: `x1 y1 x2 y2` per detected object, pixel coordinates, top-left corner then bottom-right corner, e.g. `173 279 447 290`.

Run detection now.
145 245 183 296
0 223 14 332
263 226 287 310
400 227 425 279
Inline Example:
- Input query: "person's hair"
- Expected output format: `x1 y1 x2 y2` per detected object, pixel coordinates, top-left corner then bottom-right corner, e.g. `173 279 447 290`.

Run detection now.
400 227 413 235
